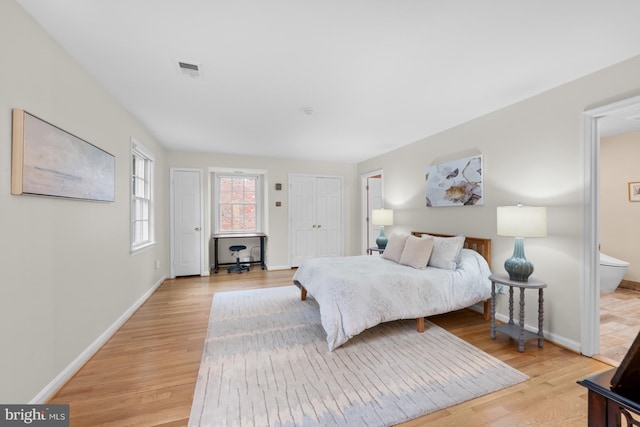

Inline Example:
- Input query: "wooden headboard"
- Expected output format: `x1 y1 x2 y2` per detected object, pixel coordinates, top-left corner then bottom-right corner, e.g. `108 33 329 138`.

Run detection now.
410 231 492 266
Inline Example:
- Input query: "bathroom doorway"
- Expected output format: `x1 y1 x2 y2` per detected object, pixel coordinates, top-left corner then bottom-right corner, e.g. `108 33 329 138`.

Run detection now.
583 95 640 360
597 116 640 364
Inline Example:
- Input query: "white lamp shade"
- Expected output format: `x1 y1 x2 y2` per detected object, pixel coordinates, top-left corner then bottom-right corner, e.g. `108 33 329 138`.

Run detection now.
497 206 547 237
371 209 394 226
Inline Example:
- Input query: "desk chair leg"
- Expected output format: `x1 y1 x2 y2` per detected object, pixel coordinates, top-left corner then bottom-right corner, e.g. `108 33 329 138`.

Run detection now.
227 250 250 274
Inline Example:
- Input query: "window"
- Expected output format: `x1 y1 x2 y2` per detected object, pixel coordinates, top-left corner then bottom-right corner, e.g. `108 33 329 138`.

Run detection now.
215 173 261 233
131 139 154 251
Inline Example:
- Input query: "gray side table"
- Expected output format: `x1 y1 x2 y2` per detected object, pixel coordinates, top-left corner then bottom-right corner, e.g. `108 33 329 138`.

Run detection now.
489 273 547 352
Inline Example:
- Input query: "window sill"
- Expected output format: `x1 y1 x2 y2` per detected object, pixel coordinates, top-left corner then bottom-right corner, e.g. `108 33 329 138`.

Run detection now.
131 241 156 255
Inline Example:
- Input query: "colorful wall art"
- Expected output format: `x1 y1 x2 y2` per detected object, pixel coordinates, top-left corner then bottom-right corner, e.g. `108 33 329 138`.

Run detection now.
425 155 483 207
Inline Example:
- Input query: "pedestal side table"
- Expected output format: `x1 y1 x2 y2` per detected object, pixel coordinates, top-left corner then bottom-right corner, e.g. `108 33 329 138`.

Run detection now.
489 273 547 352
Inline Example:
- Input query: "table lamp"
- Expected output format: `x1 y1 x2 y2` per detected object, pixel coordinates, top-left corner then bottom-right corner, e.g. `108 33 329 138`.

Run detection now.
371 209 394 249
497 204 547 282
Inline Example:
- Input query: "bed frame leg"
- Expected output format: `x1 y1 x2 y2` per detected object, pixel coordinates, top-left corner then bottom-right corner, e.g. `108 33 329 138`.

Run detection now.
483 300 490 321
416 317 425 333
301 286 307 301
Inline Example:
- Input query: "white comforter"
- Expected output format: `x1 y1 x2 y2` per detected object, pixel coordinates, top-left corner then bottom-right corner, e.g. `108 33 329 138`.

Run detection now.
293 249 492 351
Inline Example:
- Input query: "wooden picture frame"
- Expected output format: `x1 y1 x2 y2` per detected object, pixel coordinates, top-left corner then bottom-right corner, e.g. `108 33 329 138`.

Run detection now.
12 109 115 202
629 182 640 202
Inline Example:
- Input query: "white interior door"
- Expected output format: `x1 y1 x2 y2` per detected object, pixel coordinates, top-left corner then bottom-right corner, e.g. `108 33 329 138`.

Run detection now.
289 174 343 267
315 177 342 257
290 175 317 267
171 168 203 277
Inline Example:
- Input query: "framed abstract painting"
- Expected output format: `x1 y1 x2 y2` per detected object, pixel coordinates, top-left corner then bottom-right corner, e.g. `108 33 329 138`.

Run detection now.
425 155 483 207
11 109 115 202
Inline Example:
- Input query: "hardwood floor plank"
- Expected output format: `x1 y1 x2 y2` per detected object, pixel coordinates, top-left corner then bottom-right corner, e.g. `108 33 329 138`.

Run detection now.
48 269 612 426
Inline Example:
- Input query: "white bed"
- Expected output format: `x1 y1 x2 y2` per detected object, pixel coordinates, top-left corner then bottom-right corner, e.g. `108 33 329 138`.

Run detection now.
293 232 492 351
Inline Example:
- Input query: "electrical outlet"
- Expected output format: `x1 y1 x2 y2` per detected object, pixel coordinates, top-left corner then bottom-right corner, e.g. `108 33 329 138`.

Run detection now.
154 260 160 269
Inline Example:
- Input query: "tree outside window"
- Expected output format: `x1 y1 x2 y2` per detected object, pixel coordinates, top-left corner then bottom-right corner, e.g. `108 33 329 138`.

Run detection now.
217 175 259 232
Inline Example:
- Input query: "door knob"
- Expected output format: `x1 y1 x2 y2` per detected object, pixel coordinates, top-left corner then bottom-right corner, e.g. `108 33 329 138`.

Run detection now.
194 227 201 231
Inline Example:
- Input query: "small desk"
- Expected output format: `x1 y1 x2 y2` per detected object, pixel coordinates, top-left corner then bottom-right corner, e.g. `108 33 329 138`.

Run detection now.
367 247 384 255
211 232 266 273
578 369 640 426
489 273 547 352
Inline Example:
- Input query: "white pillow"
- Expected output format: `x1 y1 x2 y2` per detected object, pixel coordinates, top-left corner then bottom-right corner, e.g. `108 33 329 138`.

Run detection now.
380 233 409 263
399 235 434 269
422 234 465 270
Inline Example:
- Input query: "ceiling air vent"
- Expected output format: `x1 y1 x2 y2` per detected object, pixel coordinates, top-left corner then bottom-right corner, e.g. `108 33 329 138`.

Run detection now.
176 60 202 78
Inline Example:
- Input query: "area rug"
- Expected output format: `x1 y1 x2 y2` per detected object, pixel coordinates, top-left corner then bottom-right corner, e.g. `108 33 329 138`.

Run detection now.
189 286 528 427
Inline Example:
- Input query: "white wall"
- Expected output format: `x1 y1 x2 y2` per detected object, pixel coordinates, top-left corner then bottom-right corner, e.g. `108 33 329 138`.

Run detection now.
0 1 168 403
358 55 640 350
166 151 359 269
601 131 640 281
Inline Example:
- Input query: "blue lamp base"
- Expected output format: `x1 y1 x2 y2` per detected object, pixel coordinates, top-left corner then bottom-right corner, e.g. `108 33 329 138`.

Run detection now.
376 227 388 249
504 237 534 282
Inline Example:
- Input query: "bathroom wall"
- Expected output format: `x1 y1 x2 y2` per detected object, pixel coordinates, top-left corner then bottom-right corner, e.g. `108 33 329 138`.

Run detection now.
600 130 640 283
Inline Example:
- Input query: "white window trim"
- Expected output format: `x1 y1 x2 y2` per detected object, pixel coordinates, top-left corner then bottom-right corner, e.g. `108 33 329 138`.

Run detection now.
130 137 156 254
213 171 264 234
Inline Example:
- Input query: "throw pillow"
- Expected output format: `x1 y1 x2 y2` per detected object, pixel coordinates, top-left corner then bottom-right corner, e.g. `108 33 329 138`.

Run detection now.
399 235 434 269
380 233 409 263
423 234 465 270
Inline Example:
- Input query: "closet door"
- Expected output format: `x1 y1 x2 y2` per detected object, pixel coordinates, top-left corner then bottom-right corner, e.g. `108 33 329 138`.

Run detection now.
289 174 343 267
290 175 317 267
315 177 341 257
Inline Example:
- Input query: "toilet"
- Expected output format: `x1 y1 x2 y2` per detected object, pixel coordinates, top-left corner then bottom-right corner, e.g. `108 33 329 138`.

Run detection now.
599 252 630 292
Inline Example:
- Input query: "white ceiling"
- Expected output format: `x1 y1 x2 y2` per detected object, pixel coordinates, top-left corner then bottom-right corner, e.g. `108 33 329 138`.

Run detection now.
15 0 640 163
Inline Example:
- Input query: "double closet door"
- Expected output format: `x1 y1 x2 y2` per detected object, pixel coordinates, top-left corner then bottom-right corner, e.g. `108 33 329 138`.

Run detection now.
289 174 343 267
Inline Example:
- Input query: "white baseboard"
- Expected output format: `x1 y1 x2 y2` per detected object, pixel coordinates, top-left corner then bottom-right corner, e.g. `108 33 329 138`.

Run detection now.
468 302 485 315
266 264 290 271
469 304 581 354
493 312 581 354
30 275 167 404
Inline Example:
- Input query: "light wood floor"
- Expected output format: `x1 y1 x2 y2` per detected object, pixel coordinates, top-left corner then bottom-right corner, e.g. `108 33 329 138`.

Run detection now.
600 287 640 364
48 269 612 426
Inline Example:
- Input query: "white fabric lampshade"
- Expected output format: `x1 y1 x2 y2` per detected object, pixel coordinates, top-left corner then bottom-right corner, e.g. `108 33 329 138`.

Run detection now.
497 205 547 237
371 209 394 226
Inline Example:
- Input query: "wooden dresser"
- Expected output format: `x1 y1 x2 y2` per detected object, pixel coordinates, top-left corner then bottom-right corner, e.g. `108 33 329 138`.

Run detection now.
578 369 640 426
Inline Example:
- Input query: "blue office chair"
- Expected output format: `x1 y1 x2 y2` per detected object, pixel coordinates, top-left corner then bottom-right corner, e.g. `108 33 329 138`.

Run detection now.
227 245 250 273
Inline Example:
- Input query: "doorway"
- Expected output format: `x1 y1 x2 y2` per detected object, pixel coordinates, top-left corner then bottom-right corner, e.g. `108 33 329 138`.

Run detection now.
360 170 384 254
582 95 640 357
